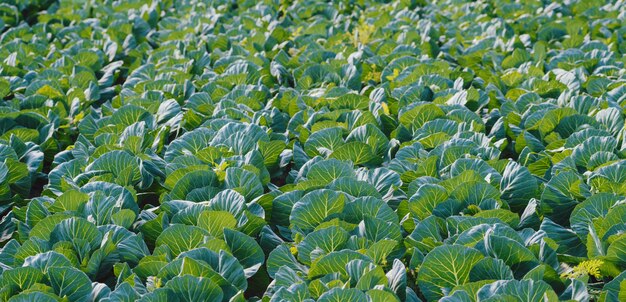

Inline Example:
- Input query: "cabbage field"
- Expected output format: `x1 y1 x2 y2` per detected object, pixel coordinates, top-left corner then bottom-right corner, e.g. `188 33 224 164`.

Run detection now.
1 0 626 301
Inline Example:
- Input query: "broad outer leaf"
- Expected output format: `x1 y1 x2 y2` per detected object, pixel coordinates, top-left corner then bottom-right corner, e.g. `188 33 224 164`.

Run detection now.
417 245 484 301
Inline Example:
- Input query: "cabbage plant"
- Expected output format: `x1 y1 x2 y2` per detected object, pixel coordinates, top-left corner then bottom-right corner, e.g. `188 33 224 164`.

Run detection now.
1 0 626 301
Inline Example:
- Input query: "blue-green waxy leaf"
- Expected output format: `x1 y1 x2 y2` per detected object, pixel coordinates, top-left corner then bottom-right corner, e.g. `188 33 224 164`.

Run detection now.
48 190 88 213
25 198 50 228
197 211 237 237
164 128 214 161
359 216 402 242
309 250 372 278
595 107 624 137
417 245 484 301
482 231 539 277
330 141 380 165
355 265 388 290
156 225 208 256
7 292 59 302
296 226 349 265
342 196 397 224
168 170 218 201
47 267 93 302
2 267 44 292
22 251 72 273
224 167 264 201
85 150 141 185
290 189 345 233
211 122 268 155
111 105 155 128
560 278 589 302
450 223 519 248
317 288 368 302
469 257 514 282
157 257 213 281
223 228 264 277
540 218 586 257
305 127 344 157
163 275 223 302
81 181 139 213
178 248 247 293
601 270 626 302
267 245 309 279
386 259 407 300
399 103 445 130
499 161 538 212
207 189 246 219
346 259 374 287
347 124 390 157
306 159 356 183
409 184 449 220
49 217 102 251
476 279 558 302
98 225 150 265
271 190 303 226
450 158 501 184
541 171 590 225
571 136 617 168
27 213 73 240
330 177 381 199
